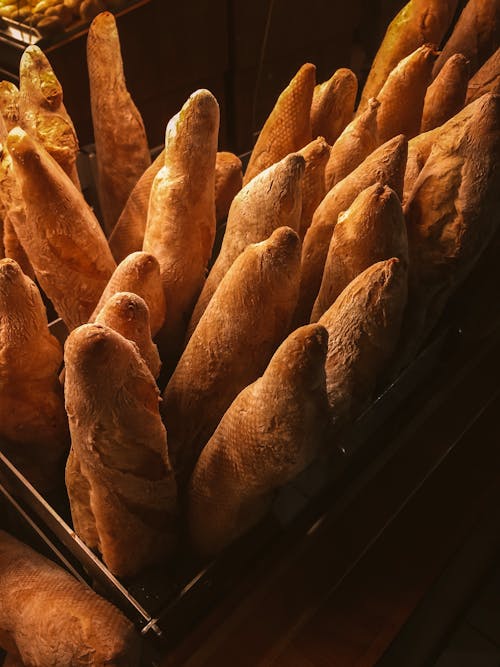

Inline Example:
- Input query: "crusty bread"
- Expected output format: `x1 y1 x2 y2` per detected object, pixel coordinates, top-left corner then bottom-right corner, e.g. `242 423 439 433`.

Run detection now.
187 153 304 339
400 93 500 365
319 258 407 427
188 324 329 556
466 47 500 103
310 68 357 145
6 128 116 330
65 323 177 577
215 151 243 222
358 0 458 112
433 0 500 78
243 63 315 185
0 258 68 493
376 44 438 143
421 53 469 132
108 150 164 263
0 530 140 666
19 45 80 189
163 226 301 486
90 250 166 337
296 137 330 240
295 134 408 326
87 11 151 234
325 98 380 190
143 89 219 375
95 292 161 378
2 217 33 280
311 183 408 322
0 81 19 131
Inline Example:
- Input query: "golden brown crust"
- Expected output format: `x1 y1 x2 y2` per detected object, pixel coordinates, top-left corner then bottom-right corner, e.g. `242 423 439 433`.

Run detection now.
187 153 304 338
87 11 151 234
358 0 458 111
19 45 80 189
0 530 140 665
0 81 19 131
433 0 500 78
65 323 177 577
188 324 329 556
243 63 315 185
143 89 219 374
466 47 500 103
90 250 166 337
310 68 357 145
297 137 330 240
2 215 34 280
376 44 438 143
318 259 407 427
0 258 68 493
294 135 408 327
7 128 116 330
421 53 469 131
325 98 380 190
162 226 302 486
311 183 408 322
215 151 243 222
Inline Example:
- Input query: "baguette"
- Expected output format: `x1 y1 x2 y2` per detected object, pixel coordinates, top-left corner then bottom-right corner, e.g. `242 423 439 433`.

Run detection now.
90 250 166 337
65 323 177 577
187 153 304 339
433 0 500 78
143 89 219 374
19 45 80 189
215 151 243 222
188 324 329 556
311 183 408 322
0 81 19 131
0 530 140 666
87 11 151 234
163 226 301 486
94 292 161 378
7 128 116 330
297 137 330 240
0 258 68 493
243 63 315 185
466 48 500 103
295 134 407 326
358 0 458 111
310 68 357 145
319 258 407 427
421 53 469 132
325 98 380 190
376 44 438 143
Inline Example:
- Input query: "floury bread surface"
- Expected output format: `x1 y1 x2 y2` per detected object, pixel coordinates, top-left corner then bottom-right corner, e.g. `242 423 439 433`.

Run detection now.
243 63 315 185
0 258 68 493
188 324 329 556
163 227 302 486
87 11 151 234
310 68 357 145
0 531 140 666
6 128 116 330
65 323 177 577
187 153 304 338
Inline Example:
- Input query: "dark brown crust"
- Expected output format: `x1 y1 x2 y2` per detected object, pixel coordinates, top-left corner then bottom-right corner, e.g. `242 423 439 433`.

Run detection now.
466 47 500 103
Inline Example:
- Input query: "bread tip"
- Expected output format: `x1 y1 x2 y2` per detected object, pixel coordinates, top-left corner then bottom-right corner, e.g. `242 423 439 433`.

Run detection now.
65 323 118 368
6 126 32 159
268 225 300 248
367 97 381 110
0 257 22 280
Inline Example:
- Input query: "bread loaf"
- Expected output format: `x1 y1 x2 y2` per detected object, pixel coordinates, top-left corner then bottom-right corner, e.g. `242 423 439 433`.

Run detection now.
325 98 380 190
0 81 19 131
433 0 500 78
319 258 407 427
296 137 330 240
7 128 116 330
243 63 315 185
87 11 151 234
215 151 243 222
311 183 408 322
188 324 329 556
163 226 301 486
187 153 304 339
295 134 408 326
0 530 140 666
421 53 469 132
358 0 458 111
466 48 500 103
310 68 357 145
90 250 166 337
0 258 68 493
143 89 219 374
65 323 177 577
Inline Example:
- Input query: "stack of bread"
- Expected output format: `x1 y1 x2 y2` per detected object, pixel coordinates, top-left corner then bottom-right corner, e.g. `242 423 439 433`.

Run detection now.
0 0 499 662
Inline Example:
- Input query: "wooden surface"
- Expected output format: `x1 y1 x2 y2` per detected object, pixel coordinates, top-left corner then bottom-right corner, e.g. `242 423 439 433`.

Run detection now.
160 319 500 666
